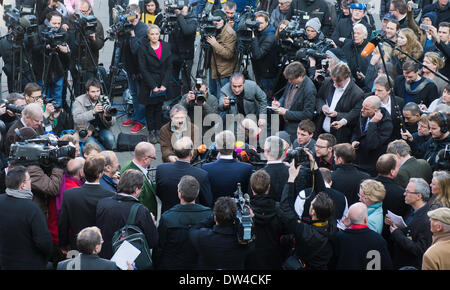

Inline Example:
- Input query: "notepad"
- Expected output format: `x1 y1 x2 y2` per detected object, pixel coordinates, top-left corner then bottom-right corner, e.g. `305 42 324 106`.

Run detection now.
111 240 141 270
387 210 407 228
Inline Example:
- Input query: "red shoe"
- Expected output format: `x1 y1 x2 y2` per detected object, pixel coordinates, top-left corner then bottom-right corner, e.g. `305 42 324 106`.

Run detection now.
130 122 145 133
122 119 135 127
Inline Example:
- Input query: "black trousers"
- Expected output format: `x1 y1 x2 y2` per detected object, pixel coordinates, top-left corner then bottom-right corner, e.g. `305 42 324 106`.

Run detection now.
145 102 163 132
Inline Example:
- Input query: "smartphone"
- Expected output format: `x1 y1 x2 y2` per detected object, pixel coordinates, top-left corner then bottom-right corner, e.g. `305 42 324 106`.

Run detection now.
419 23 428 30
410 2 419 9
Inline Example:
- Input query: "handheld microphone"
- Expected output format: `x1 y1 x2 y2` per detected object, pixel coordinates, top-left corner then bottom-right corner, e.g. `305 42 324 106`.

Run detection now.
361 37 381 58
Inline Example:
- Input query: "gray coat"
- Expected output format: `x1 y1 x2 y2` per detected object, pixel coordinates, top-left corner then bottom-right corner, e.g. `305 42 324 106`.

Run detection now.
72 94 116 128
219 80 267 117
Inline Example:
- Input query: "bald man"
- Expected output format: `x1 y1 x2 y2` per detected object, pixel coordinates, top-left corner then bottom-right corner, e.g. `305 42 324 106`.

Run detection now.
120 142 159 217
334 203 393 270
156 137 212 213
350 95 394 176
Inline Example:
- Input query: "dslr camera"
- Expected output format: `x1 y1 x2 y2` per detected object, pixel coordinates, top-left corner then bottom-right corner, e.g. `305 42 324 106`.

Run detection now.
98 95 118 116
287 146 309 167
0 99 24 114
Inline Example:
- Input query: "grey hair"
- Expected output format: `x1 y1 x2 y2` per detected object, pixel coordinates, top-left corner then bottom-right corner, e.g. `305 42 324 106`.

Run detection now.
169 104 187 118
387 140 411 157
410 178 431 202
264 136 285 160
353 23 368 38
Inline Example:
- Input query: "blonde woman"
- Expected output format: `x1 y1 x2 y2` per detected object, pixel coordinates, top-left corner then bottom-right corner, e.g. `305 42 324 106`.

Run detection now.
422 52 447 97
392 28 424 73
429 171 450 210
359 179 386 234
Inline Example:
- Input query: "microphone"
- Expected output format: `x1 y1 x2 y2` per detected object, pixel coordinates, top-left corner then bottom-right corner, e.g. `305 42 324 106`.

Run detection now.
361 36 381 58
197 144 207 154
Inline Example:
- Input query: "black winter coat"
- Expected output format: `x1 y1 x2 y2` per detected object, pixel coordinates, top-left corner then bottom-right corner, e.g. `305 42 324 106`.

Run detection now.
315 78 364 144
394 76 439 107
330 17 373 48
351 107 393 176
121 21 149 75
137 40 172 105
154 203 213 270
95 194 159 259
168 13 197 61
0 194 53 270
262 162 289 202
247 195 285 270
342 39 371 90
331 163 371 206
251 24 279 79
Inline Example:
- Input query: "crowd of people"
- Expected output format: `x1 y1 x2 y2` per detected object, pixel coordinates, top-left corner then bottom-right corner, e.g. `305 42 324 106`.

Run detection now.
0 0 450 271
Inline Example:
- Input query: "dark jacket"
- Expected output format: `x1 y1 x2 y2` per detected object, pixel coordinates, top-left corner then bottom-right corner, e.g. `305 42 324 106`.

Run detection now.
58 183 115 249
394 75 439 107
331 163 371 206
137 40 172 105
331 16 373 48
423 134 450 170
390 204 433 269
394 156 433 188
387 95 405 141
262 162 289 202
189 217 253 270
279 76 317 138
99 174 118 193
375 175 410 219
155 203 213 269
334 225 393 270
287 0 333 37
121 21 149 75
202 158 254 202
315 78 364 144
57 254 119 270
342 39 371 90
422 1 450 25
42 109 74 138
351 107 393 176
156 161 213 213
251 24 278 79
247 195 285 270
0 194 53 270
279 181 336 270
169 12 197 61
95 194 159 259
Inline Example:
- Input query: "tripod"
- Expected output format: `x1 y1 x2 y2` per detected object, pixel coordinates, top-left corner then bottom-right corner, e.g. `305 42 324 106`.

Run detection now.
10 37 36 93
234 40 253 80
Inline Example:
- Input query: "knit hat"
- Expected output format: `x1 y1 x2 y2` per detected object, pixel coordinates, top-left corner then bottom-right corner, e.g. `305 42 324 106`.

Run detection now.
326 48 346 63
305 17 321 33
212 9 227 23
421 11 438 28
383 12 396 21
428 207 450 225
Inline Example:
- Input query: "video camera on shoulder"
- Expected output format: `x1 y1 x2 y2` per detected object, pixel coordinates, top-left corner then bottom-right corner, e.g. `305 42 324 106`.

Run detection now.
198 14 222 38
106 5 138 38
74 13 98 35
3 4 38 44
42 27 67 48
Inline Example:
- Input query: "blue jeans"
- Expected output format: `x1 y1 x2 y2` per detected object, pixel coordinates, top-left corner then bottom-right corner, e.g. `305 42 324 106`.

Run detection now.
86 129 115 150
37 77 64 108
256 77 276 103
127 75 146 125
209 70 230 99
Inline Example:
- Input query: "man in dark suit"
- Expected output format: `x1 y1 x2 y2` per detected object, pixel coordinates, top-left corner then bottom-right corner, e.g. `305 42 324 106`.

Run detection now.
262 136 289 201
374 75 405 141
59 156 115 253
315 63 364 144
156 137 213 213
202 130 253 202
386 139 433 188
351 95 393 176
331 143 370 206
57 226 119 270
271 61 316 141
385 178 433 269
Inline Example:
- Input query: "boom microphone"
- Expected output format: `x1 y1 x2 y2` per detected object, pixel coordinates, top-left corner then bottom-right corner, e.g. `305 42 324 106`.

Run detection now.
361 37 381 58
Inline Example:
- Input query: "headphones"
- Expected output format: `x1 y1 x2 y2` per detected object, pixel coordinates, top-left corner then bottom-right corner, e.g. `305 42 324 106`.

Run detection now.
440 111 448 134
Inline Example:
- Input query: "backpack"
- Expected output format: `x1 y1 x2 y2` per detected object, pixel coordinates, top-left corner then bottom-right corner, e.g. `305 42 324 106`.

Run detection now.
112 203 153 270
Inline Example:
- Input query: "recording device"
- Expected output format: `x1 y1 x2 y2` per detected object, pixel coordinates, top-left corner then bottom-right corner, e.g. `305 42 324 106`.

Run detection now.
435 145 450 170
9 134 76 167
3 4 38 43
287 146 309 167
0 100 24 114
316 59 330 82
199 14 222 38
410 3 419 9
106 5 138 38
41 27 67 48
98 95 118 116
193 90 206 105
361 35 382 58
43 95 61 110
236 5 258 46
233 183 255 245
73 13 98 35
419 24 428 31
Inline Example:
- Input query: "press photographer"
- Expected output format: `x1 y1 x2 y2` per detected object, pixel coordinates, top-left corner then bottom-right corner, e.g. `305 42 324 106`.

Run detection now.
38 0 69 25
66 0 105 97
250 11 278 101
72 78 116 150
164 0 198 96
31 11 70 109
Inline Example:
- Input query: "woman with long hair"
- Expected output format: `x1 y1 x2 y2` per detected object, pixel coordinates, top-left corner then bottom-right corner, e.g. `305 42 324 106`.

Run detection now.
422 52 447 97
429 171 450 210
141 0 162 26
392 28 424 74
137 24 172 144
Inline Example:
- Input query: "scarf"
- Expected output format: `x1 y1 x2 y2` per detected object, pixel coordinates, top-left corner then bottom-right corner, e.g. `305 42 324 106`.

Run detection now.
6 188 33 200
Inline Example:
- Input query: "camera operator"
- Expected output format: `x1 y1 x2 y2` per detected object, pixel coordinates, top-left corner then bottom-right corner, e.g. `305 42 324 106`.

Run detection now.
189 196 254 270
286 0 334 37
224 1 240 31
42 101 74 137
72 78 116 150
119 4 149 134
168 1 198 95
24 83 44 106
38 0 69 25
250 11 278 101
32 11 70 109
206 9 238 99
219 72 268 127
179 81 219 133
66 0 105 97
0 93 27 134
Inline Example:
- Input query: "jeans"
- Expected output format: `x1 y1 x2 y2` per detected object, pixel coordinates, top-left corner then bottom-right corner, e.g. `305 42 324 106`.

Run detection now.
38 77 64 108
209 70 230 99
86 129 115 150
127 75 146 125
256 77 276 103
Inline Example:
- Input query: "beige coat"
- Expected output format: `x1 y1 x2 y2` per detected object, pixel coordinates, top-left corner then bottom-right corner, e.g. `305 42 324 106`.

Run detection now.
209 24 237 80
422 232 450 270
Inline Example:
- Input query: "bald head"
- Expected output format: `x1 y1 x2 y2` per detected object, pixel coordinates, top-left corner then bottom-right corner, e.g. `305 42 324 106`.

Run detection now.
348 202 368 225
363 95 381 110
174 137 194 160
67 157 85 178
134 142 155 168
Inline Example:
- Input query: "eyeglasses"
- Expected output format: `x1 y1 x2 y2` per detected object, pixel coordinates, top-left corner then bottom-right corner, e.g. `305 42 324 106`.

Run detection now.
146 155 156 160
405 190 420 194
315 144 328 149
